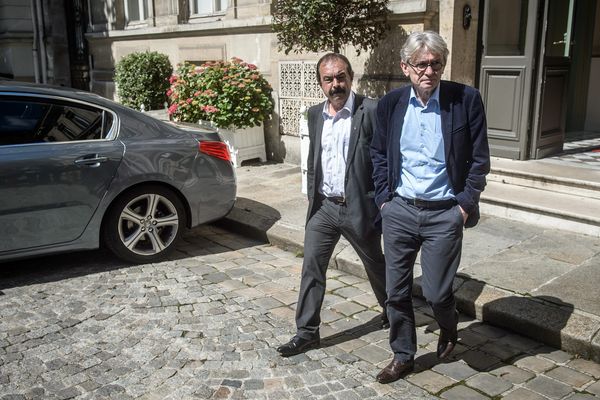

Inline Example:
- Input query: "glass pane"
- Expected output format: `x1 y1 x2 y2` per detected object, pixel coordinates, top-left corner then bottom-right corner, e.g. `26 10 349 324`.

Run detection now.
217 0 228 12
102 111 114 138
46 105 104 141
127 0 140 21
545 0 574 58
90 1 108 25
194 0 213 14
486 0 528 56
0 100 49 145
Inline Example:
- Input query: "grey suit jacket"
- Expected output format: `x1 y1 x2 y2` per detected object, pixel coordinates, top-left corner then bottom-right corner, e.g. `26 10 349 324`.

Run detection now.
305 93 381 236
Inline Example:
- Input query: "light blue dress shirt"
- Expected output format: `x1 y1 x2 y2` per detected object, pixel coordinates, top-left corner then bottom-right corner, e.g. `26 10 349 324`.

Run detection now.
396 86 454 200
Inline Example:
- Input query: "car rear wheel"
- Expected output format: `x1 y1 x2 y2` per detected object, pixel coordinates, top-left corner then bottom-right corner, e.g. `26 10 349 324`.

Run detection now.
103 185 186 263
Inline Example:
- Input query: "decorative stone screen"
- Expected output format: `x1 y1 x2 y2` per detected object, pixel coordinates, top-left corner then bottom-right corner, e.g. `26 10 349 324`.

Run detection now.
278 61 323 136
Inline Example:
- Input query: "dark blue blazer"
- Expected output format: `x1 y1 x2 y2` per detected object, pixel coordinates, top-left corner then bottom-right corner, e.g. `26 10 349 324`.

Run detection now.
370 80 490 228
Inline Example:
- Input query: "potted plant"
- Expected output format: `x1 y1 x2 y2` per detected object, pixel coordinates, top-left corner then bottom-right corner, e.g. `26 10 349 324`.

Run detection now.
115 51 172 112
167 58 274 166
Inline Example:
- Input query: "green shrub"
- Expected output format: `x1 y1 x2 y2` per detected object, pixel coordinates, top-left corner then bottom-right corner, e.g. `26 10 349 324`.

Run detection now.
114 51 172 110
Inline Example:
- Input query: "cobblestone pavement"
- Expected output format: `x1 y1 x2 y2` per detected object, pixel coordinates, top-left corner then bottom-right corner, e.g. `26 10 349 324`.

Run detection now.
1 226 599 400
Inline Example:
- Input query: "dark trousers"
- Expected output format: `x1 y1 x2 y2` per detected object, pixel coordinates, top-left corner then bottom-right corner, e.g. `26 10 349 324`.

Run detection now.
295 199 387 339
381 196 463 362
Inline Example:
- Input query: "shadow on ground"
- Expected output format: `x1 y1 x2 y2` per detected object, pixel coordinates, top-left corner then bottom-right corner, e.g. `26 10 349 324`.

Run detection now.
215 197 282 242
411 276 579 372
0 221 270 293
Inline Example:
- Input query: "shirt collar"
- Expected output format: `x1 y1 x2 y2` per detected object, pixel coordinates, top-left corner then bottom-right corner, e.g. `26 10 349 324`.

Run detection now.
409 85 440 108
322 91 355 118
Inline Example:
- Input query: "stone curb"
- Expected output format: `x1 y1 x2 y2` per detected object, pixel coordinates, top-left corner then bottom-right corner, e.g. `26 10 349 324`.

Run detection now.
219 203 600 363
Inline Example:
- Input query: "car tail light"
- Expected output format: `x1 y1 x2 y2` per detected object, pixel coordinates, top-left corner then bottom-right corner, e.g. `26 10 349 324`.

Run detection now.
199 141 232 162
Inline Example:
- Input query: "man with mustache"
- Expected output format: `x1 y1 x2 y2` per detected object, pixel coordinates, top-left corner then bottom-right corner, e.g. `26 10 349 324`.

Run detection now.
277 53 388 357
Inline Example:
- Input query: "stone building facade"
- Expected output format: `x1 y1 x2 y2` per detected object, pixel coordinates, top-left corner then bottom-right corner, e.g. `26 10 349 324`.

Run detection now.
0 0 480 164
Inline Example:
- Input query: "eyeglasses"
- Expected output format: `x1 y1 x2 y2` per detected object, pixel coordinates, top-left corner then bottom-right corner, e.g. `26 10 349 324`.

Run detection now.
406 60 444 73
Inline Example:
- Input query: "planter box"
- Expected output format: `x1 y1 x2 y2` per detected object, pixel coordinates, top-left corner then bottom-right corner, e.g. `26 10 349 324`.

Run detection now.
218 124 267 167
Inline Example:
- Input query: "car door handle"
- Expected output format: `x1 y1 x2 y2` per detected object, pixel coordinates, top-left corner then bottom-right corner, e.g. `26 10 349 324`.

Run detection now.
74 154 109 167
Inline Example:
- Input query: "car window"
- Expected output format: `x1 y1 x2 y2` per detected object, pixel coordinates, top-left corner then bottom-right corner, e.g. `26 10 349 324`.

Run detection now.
0 97 114 146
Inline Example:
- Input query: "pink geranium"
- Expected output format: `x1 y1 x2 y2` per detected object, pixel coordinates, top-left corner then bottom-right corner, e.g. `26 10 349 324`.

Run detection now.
166 57 273 129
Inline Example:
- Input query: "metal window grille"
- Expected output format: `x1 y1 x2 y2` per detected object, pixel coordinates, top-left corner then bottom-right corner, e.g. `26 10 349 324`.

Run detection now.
278 61 323 137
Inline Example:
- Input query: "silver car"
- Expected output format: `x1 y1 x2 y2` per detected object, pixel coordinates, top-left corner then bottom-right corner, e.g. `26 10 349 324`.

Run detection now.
0 82 236 263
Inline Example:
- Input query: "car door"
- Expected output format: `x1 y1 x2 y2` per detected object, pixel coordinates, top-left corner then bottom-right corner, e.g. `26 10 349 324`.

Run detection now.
0 94 124 252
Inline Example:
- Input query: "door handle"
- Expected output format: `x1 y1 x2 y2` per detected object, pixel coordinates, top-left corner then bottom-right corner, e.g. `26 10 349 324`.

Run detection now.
74 154 108 167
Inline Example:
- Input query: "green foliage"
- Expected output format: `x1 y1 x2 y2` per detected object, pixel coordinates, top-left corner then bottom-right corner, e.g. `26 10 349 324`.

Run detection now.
114 51 172 110
272 0 391 54
167 58 274 129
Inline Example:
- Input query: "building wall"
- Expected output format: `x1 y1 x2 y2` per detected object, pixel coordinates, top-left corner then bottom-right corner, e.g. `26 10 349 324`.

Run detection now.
2 0 479 164
0 0 71 84
0 1 34 79
439 0 480 87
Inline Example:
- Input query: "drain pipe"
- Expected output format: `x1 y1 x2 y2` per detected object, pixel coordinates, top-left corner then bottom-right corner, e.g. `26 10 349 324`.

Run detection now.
30 0 40 83
35 0 48 83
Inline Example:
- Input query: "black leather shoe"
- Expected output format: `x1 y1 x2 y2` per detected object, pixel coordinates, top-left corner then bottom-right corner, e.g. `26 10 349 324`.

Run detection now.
276 335 320 357
437 338 457 359
437 311 459 359
376 359 414 384
380 312 390 329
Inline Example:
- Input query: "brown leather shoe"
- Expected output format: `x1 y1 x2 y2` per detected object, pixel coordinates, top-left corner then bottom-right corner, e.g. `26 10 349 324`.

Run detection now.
437 311 459 359
376 359 414 384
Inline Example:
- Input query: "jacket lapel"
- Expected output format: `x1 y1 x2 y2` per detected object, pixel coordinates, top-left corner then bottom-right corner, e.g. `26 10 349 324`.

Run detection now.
345 94 364 175
392 90 410 149
439 81 453 162
313 102 325 177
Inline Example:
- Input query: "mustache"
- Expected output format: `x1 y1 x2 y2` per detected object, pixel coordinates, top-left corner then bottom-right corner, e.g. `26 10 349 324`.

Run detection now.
329 86 346 96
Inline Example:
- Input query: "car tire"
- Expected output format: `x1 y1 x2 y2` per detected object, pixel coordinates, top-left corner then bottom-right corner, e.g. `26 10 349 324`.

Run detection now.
103 185 186 263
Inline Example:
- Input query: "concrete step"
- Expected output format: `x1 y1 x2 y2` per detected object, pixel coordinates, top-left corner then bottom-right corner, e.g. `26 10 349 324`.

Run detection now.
481 181 600 237
488 157 600 200
480 157 600 237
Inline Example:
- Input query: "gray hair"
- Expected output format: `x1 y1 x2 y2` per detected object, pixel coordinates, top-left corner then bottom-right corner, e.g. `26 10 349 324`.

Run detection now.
400 31 449 65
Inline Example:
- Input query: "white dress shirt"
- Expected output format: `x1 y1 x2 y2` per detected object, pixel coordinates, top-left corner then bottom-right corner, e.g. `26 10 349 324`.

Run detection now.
319 92 355 198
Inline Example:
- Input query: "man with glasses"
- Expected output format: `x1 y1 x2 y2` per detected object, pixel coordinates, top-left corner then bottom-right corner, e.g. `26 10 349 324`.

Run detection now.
370 31 490 383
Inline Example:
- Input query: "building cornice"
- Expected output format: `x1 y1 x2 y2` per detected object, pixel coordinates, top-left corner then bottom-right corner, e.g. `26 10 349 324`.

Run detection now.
86 16 273 42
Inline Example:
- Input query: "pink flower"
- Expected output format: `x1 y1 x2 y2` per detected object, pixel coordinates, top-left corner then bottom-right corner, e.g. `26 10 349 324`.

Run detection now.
247 64 257 70
186 98 192 104
166 89 173 97
167 103 178 115
203 105 218 113
169 75 178 84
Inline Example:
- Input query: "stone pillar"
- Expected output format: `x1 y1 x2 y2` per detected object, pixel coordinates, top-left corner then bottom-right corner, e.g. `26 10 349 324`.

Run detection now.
439 0 479 87
153 0 183 26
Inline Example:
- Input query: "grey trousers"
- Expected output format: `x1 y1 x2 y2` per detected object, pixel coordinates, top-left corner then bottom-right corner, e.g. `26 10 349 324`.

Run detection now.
381 196 463 362
295 199 387 340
